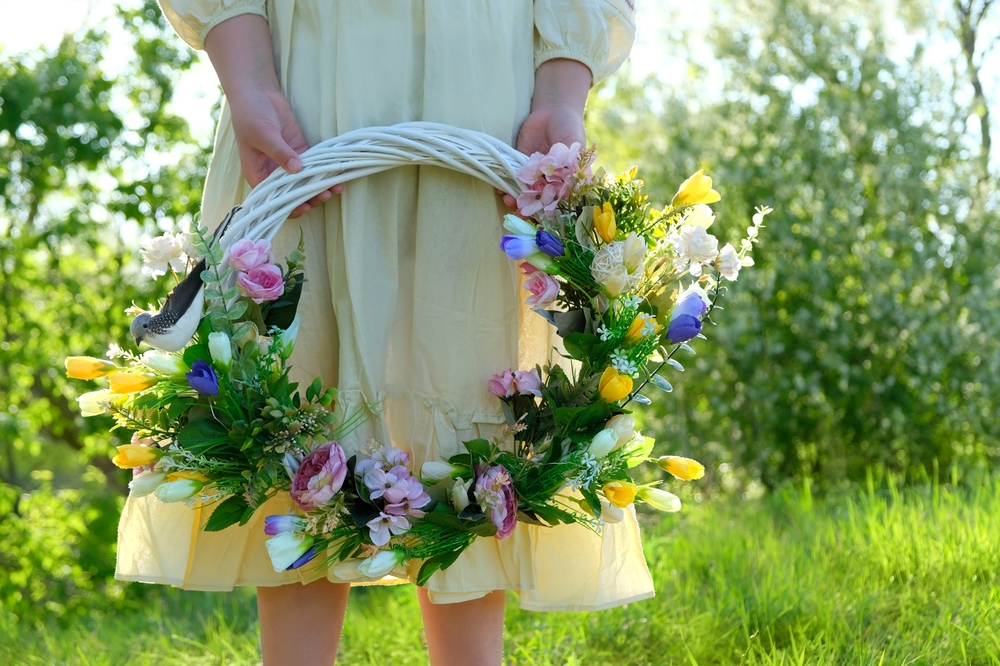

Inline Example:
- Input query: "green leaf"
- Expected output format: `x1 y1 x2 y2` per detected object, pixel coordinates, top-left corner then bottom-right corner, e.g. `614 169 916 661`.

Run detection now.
203 495 248 532
463 438 491 459
176 418 231 455
227 300 249 320
182 343 211 369
563 332 599 361
416 548 465 586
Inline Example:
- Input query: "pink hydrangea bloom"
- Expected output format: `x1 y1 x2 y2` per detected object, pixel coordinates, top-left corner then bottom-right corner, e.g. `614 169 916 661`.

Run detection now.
474 465 517 540
236 264 285 304
291 442 348 511
226 239 275 271
514 142 586 217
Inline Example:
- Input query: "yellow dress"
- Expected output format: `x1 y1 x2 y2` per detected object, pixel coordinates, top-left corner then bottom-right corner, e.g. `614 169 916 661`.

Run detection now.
117 0 652 611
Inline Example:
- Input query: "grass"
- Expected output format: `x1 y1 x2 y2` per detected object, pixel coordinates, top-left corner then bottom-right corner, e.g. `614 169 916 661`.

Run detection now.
4 473 1000 665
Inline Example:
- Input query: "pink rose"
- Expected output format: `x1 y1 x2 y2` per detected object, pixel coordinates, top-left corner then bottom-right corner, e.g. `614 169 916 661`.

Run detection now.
523 272 560 308
512 369 542 397
236 264 285 304
226 239 275 271
291 442 348 511
474 465 517 540
488 370 516 398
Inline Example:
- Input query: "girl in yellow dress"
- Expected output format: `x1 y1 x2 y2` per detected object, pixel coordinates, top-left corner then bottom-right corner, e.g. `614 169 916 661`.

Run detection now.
117 1 647 663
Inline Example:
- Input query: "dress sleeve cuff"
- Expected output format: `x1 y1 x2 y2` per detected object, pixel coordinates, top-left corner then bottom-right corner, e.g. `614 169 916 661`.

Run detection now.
533 49 600 86
198 2 268 50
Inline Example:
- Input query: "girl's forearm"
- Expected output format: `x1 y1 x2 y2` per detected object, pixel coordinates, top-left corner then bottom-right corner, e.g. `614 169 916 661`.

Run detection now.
204 14 281 96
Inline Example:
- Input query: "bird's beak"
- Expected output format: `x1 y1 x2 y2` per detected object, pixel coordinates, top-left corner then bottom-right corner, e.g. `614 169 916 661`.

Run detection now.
134 336 143 347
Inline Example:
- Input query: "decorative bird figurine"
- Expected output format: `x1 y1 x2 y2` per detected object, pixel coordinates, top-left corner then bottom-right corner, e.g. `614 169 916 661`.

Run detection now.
130 207 240 352
130 259 207 351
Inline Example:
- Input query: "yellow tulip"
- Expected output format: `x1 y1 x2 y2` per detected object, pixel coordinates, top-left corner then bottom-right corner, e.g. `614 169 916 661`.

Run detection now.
625 313 663 344
657 455 705 481
112 444 163 469
598 366 633 403
108 373 159 394
166 469 210 483
671 169 721 207
65 356 118 380
603 480 638 508
594 202 617 243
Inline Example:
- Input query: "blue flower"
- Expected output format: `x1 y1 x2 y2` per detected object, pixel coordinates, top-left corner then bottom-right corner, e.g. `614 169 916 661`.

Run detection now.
186 359 219 396
501 234 538 260
666 314 702 344
535 231 565 257
286 545 318 570
666 292 708 343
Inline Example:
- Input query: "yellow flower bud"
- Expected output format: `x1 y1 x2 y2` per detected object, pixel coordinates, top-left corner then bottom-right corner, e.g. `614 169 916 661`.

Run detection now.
598 366 633 403
625 313 662 344
112 444 163 469
657 455 705 481
603 480 639 508
108 373 159 394
166 469 210 483
594 202 617 243
672 169 721 207
65 356 118 380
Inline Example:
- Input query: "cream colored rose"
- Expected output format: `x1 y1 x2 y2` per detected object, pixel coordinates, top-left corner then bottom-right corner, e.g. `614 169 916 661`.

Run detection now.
716 243 741 281
140 233 186 277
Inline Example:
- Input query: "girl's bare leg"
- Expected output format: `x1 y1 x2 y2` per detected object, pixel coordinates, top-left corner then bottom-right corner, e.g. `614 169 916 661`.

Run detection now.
418 588 507 666
257 580 351 666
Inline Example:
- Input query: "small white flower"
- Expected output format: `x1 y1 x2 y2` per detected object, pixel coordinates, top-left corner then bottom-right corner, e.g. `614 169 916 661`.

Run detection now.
140 233 186 278
669 225 719 276
610 350 639 377
597 325 612 342
682 204 716 229
623 295 642 309
716 243 741 281
106 343 127 360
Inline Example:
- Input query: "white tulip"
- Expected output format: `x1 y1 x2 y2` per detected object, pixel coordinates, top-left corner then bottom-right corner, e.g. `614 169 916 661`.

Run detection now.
129 471 166 498
77 389 113 417
503 214 537 236
421 461 458 482
276 313 300 360
638 487 682 513
153 478 203 503
587 428 619 458
207 332 233 371
451 477 473 512
357 549 405 579
265 532 314 572
142 351 188 375
600 499 626 524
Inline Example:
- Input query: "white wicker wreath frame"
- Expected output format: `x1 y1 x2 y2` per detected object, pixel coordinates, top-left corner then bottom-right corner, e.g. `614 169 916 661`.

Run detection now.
216 122 529 249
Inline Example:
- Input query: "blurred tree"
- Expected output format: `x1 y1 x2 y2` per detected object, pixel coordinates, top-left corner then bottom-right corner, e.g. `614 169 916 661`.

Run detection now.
589 0 1000 487
0 1 210 621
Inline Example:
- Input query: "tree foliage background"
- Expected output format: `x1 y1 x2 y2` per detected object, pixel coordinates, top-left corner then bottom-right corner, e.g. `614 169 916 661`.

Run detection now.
0 0 996 624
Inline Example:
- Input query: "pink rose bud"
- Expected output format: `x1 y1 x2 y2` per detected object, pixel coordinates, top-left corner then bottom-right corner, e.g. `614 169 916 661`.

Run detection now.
488 369 516 398
523 272 560 308
226 239 275 271
291 442 348 511
512 369 542 397
236 264 286 304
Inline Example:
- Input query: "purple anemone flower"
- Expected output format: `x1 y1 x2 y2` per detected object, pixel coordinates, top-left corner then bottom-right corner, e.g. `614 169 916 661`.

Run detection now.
501 234 539 260
535 230 565 257
186 359 219 396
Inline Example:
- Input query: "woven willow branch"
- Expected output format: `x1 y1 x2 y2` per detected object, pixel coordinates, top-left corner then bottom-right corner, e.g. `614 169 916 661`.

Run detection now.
218 122 528 249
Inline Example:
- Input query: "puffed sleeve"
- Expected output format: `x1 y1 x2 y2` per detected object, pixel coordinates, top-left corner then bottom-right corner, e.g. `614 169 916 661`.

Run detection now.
534 0 636 82
157 0 267 50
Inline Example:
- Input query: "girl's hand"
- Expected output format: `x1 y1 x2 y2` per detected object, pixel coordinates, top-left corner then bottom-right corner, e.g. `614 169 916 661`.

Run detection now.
227 84 341 218
205 15 339 219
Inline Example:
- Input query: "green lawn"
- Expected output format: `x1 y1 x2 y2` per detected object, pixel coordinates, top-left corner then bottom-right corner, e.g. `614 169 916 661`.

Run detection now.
5 475 1000 665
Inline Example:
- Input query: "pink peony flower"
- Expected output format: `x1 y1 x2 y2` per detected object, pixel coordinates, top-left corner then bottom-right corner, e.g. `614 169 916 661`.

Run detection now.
226 239 275 271
291 442 348 511
474 465 517 540
523 272 560 308
488 369 516 398
236 264 285 304
512 369 542 397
